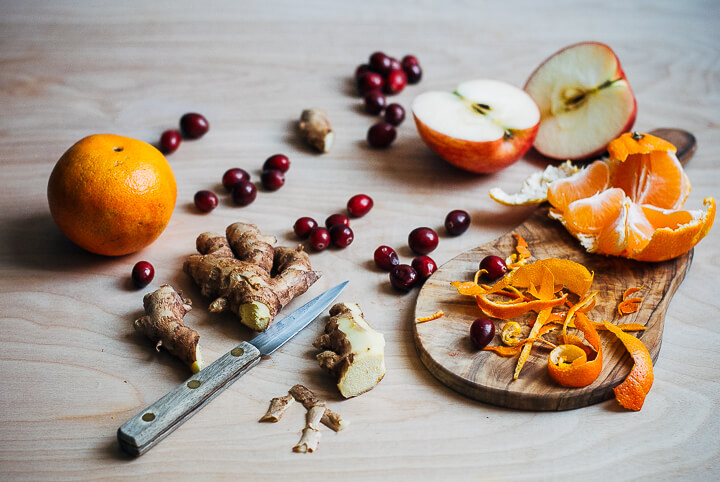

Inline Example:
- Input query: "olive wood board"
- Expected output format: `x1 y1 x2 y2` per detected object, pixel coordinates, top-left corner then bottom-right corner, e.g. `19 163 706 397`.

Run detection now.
413 128 695 411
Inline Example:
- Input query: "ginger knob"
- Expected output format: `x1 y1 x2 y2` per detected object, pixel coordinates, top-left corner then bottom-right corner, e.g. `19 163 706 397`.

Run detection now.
298 109 334 153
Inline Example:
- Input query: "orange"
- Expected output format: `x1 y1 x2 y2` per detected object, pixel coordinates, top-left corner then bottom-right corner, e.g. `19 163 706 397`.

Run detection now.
47 134 177 256
603 321 654 410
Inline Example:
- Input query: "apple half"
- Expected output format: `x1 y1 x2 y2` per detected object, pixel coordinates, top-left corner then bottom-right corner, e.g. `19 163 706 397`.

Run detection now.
412 79 540 174
524 42 637 160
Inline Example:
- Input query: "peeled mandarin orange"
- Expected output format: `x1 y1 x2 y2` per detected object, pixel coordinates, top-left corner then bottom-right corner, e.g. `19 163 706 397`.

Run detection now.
47 134 177 256
547 160 609 212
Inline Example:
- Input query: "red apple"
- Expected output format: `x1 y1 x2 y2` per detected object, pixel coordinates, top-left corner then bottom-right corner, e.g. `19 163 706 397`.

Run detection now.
412 79 540 174
524 42 637 161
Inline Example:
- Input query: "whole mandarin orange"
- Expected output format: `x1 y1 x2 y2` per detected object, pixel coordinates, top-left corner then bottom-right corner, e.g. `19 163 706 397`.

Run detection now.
47 134 177 256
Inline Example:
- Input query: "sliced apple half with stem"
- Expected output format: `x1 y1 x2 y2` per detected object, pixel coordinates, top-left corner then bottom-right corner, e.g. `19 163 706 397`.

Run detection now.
525 42 637 161
412 79 540 174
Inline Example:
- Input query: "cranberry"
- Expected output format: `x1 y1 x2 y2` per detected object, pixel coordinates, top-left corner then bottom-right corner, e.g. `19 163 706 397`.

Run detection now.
408 227 439 255
480 255 508 280
470 318 495 349
159 129 181 154
325 213 350 229
367 122 397 148
131 261 155 289
294 217 318 239
401 55 419 68
384 69 407 95
445 209 471 236
369 51 392 76
261 169 285 191
194 190 218 213
404 63 423 84
222 168 250 192
347 194 373 217
179 112 209 139
374 245 399 271
355 64 370 81
308 227 331 251
330 224 354 248
389 264 418 292
412 255 437 281
232 180 257 206
364 90 387 115
357 72 384 95
389 57 402 72
263 154 290 173
384 103 405 126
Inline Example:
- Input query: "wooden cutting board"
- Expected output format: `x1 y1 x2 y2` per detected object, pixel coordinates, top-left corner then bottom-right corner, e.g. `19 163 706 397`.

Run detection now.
413 128 695 411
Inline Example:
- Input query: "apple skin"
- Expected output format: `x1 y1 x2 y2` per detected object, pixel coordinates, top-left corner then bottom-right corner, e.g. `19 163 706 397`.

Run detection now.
413 115 539 174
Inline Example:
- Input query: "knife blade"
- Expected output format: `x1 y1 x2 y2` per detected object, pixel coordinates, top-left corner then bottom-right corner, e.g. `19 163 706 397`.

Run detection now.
117 280 348 456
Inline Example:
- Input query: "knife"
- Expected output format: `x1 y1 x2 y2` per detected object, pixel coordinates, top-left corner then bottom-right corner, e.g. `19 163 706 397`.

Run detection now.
117 280 348 457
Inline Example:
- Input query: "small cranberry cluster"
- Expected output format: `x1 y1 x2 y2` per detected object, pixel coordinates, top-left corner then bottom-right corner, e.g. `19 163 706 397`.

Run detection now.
293 194 374 251
158 112 210 155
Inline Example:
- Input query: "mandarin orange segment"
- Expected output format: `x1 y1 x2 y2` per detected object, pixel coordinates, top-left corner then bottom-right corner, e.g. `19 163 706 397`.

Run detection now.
563 187 626 235
547 160 609 212
603 321 654 411
606 131 676 162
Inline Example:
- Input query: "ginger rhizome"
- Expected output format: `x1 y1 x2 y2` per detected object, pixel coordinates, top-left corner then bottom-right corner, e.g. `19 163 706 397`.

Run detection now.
314 302 386 398
183 222 321 332
298 108 334 153
134 285 204 373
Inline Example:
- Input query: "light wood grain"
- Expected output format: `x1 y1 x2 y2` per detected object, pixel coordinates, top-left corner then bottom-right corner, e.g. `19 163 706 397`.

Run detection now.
1 0 720 480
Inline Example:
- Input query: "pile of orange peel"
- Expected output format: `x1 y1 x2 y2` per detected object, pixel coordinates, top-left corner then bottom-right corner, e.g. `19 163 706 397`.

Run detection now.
451 234 654 411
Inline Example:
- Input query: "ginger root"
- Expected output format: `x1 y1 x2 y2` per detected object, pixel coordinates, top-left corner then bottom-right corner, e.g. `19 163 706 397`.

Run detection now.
183 222 321 332
259 394 294 422
298 108 334 153
134 285 204 373
313 303 386 398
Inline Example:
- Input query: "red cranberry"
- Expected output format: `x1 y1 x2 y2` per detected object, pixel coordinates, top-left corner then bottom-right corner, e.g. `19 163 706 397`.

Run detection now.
222 168 250 192
329 224 354 248
401 55 419 68
369 51 392 76
294 217 318 239
408 227 439 255
367 122 397 148
308 227 331 251
261 169 285 191
364 90 387 115
445 209 471 236
131 261 155 288
263 154 290 173
355 64 370 81
159 129 181 154
389 264 418 292
357 72 384 95
194 190 218 213
404 63 423 84
470 318 495 349
374 245 399 271
347 194 373 217
411 255 437 281
384 69 407 95
480 255 508 280
325 213 350 229
232 180 257 206
179 112 209 139
384 103 405 126
389 57 402 72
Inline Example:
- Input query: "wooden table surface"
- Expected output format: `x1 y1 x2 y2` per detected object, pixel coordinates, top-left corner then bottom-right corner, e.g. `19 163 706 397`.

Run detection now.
2 1 719 480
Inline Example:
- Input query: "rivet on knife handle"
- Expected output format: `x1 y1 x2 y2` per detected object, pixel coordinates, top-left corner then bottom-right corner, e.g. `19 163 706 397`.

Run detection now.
117 341 261 456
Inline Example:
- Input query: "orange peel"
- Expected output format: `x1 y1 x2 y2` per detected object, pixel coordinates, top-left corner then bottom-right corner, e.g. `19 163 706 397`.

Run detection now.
548 312 603 387
603 321 654 410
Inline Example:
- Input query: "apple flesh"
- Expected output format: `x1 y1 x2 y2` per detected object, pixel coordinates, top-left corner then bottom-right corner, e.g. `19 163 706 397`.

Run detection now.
524 42 637 161
412 79 540 174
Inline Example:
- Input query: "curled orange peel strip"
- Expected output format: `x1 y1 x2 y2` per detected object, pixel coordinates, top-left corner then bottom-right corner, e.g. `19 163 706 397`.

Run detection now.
603 321 654 411
561 291 600 342
506 233 532 269
501 321 523 346
416 310 444 323
513 308 555 379
617 285 644 316
548 312 603 387
485 324 557 357
476 293 568 320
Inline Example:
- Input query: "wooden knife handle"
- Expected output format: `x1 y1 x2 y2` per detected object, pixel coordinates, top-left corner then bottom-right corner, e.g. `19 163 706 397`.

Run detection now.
117 341 261 456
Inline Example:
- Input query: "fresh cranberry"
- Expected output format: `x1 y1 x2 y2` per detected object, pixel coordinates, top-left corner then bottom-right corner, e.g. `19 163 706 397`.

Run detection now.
384 103 405 126
263 154 290 173
232 180 257 206
132 261 155 288
401 55 419 68
159 129 181 154
330 224 354 248
374 245 399 271
389 57 402 72
389 264 418 292
445 209 471 236
408 227 439 255
367 122 397 148
480 255 508 280
347 194 373 217
222 168 250 192
194 190 218 213
325 213 350 229
470 318 495 349
261 169 285 191
179 112 209 139
364 90 387 115
369 51 392 76
355 64 370 81
308 227 331 251
404 63 423 84
411 255 437 281
294 217 318 239
357 72 384 96
384 69 407 95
